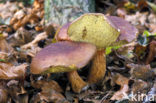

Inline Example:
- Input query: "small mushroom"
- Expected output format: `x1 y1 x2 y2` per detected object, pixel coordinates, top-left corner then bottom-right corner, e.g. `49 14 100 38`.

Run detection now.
31 41 96 93
56 13 138 84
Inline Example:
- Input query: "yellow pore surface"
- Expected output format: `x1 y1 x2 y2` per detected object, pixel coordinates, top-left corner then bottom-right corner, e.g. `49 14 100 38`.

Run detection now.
68 14 120 48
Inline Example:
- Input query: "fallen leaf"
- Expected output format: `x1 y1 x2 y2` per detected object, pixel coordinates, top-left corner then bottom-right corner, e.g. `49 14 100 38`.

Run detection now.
21 32 47 50
148 24 156 34
7 27 33 47
134 44 147 61
116 42 135 59
111 84 129 100
0 1 19 20
144 80 156 102
126 63 154 80
148 13 156 24
116 8 127 18
0 35 14 53
111 74 129 100
10 10 25 24
0 82 9 103
31 80 63 93
125 12 148 26
0 62 28 79
33 0 44 10
19 46 42 58
31 80 68 103
146 40 156 64
7 80 27 103
131 79 148 93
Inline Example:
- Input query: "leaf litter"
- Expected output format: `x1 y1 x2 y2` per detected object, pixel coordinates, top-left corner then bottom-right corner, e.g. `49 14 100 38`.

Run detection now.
0 0 156 102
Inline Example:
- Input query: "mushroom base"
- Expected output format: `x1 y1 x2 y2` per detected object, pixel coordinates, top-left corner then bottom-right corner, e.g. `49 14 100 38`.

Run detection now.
88 49 106 83
67 70 87 93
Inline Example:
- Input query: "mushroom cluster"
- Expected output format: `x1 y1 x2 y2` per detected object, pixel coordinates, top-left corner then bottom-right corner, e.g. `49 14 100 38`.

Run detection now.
31 13 138 93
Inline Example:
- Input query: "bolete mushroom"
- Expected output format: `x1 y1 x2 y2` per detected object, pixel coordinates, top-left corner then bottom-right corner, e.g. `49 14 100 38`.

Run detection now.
56 13 138 84
31 41 96 93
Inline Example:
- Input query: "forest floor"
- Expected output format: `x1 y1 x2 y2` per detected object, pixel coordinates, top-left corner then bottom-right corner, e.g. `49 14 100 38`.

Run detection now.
0 0 156 103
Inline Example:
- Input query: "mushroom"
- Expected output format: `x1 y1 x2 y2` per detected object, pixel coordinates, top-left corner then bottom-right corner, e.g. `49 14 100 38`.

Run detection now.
31 41 96 93
56 13 138 84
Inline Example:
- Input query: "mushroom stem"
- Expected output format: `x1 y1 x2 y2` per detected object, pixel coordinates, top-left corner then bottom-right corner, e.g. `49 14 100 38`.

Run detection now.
88 49 106 83
67 70 87 93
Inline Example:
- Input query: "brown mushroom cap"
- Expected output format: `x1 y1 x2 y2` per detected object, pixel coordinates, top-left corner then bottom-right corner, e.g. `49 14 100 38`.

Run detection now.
31 41 96 74
106 16 138 46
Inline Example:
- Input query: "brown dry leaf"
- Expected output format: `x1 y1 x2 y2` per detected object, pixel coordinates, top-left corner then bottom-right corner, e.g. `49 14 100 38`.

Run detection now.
33 0 44 10
35 25 44 32
9 27 33 47
12 12 39 30
13 14 31 30
32 80 63 93
137 0 148 10
0 35 14 53
45 23 56 36
111 84 129 100
145 13 156 33
10 10 25 25
145 80 156 102
126 63 154 80
125 12 148 26
28 14 40 24
0 82 9 103
112 73 129 87
146 40 156 64
31 80 68 103
0 88 8 103
21 32 47 50
0 62 28 79
131 79 148 93
111 73 129 100
36 91 68 103
0 25 13 33
116 8 127 18
134 44 147 61
32 0 44 19
7 80 28 103
148 23 156 34
19 46 42 58
82 98 101 103
116 42 136 59
148 13 156 24
7 80 26 95
9 0 44 30
0 1 20 20
0 35 15 62
0 52 8 60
